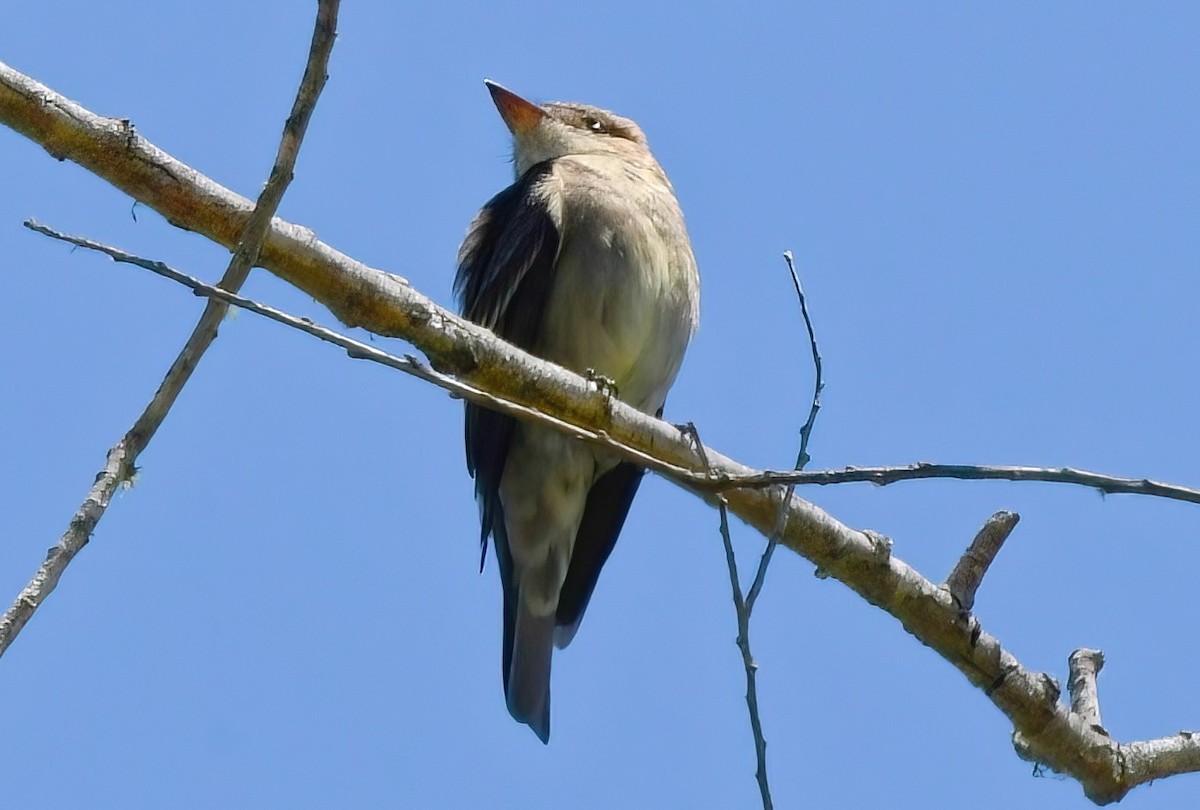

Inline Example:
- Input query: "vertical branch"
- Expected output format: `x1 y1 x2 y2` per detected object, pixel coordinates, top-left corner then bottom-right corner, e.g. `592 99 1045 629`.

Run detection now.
0 0 341 658
684 422 772 810
745 250 824 609
711 250 824 809
785 249 825 472
1068 648 1106 731
720 503 774 810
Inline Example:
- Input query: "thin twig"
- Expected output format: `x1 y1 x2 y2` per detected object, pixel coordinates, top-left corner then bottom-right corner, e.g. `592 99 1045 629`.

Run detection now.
0 0 340 658
723 502 773 809
23 223 711 488
737 251 822 806
738 250 823 805
714 251 823 809
745 251 825 611
718 463 1200 505
682 424 772 810
786 249 824 473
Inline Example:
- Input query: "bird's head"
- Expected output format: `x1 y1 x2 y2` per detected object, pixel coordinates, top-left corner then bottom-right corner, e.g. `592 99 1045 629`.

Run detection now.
484 80 651 177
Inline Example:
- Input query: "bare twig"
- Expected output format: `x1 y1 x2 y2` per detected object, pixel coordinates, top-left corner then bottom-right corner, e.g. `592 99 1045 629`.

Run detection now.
945 510 1020 611
683 424 772 810
719 463 1200 506
744 250 824 611
784 250 824 473
722 501 772 809
714 251 824 808
739 251 822 804
1014 648 1116 778
0 0 340 658
5 62 1200 802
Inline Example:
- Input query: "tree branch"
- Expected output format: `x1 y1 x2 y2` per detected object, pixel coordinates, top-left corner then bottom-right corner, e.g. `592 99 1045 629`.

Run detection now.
686 422 773 810
945 510 1020 612
0 0 340 657
1068 648 1105 731
3 57 1198 803
717 249 825 809
722 463 1200 506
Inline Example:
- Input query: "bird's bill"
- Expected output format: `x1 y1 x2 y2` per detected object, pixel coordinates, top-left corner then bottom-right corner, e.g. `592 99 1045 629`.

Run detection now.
484 80 546 137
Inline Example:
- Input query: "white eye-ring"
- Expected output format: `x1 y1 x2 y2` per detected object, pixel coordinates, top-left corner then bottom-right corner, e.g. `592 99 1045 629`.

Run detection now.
585 117 604 133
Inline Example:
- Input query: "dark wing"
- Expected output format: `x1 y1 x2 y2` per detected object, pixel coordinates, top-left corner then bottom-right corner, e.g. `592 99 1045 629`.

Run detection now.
455 161 561 342
554 404 662 647
455 162 561 687
554 461 645 647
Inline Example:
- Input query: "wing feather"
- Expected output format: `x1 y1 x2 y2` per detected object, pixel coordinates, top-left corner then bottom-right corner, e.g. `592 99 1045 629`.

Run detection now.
455 163 562 691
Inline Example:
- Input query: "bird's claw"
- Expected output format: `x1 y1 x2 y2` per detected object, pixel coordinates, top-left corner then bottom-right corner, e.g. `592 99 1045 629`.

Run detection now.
676 421 701 446
585 368 619 399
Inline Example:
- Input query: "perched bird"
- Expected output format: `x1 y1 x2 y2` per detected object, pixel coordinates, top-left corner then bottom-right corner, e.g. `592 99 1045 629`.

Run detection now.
455 81 700 743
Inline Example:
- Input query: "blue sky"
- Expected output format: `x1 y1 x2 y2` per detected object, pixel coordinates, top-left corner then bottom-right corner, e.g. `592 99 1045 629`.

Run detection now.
3 2 1199 807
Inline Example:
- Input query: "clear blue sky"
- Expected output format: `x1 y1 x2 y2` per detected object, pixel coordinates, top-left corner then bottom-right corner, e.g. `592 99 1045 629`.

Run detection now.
3 2 1198 807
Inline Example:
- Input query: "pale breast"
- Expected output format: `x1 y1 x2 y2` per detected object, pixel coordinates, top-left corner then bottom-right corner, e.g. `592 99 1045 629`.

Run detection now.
535 155 699 414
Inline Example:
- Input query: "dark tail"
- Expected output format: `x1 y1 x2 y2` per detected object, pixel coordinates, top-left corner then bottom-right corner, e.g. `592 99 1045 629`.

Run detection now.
506 600 554 743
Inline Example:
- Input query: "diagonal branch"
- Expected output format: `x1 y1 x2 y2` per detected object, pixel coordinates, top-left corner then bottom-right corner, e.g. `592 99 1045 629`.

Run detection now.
0 0 340 657
3 58 1199 803
23 221 704 485
945 510 1020 612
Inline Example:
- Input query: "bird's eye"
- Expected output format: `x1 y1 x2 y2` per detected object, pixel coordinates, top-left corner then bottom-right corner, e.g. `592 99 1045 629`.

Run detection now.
584 117 605 133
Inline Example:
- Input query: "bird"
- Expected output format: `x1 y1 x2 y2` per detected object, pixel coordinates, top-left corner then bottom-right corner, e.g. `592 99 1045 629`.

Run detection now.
455 80 700 743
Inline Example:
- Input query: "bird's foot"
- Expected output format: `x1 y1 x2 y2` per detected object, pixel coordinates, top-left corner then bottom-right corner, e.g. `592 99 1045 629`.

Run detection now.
585 368 619 399
676 421 715 474
676 420 701 446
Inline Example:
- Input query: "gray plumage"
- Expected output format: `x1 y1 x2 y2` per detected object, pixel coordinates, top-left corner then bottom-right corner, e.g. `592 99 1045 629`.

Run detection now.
456 81 700 743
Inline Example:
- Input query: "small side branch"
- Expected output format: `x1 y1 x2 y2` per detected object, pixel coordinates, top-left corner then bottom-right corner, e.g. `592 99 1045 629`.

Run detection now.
709 251 823 809
1123 733 1200 793
743 250 825 611
1011 647 1200 803
1068 648 1105 732
0 0 340 658
684 423 772 810
945 510 1020 612
784 249 824 474
724 501 772 810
